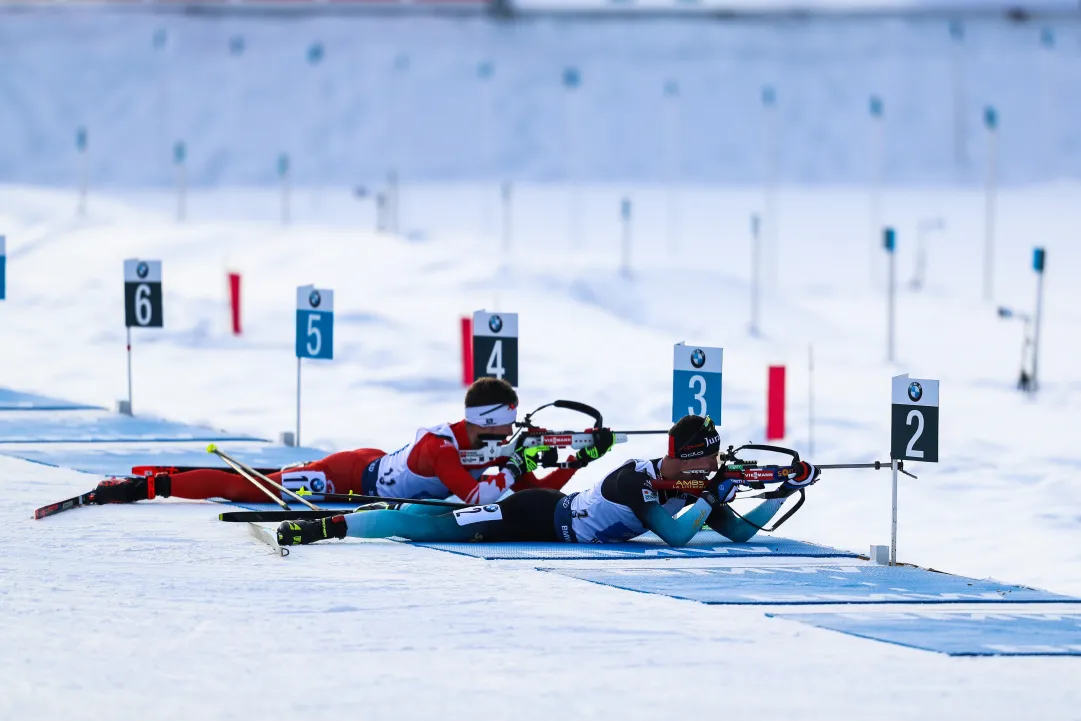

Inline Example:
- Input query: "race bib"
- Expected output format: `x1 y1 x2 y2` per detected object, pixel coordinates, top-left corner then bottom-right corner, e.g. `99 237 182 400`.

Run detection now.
453 504 503 526
281 470 332 500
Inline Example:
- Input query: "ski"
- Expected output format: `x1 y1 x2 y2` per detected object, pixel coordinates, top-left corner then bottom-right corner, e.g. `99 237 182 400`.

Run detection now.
220 510 345 523
247 522 289 557
33 491 95 520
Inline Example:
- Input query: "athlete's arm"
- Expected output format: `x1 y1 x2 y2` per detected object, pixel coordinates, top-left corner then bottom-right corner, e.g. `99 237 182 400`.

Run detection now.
618 462 713 547
420 438 510 505
707 497 787 542
638 497 713 547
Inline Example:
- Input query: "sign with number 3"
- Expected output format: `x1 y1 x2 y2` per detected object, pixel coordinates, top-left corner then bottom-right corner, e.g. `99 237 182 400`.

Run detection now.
672 342 723 423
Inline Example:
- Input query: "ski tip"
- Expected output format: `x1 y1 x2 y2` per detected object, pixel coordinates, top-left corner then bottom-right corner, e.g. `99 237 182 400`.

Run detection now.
206 443 218 454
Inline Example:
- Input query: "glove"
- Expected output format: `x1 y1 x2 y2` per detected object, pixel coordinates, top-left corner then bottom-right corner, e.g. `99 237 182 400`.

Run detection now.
504 445 549 482
573 428 615 467
784 461 820 489
524 445 559 469
701 477 739 507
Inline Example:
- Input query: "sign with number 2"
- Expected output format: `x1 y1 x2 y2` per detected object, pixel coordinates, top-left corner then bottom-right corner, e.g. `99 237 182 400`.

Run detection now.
890 374 939 463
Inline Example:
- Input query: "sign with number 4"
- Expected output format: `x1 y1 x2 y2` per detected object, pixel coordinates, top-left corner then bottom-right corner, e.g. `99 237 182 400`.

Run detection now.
473 310 518 387
296 285 334 360
672 343 723 423
890 374 939 462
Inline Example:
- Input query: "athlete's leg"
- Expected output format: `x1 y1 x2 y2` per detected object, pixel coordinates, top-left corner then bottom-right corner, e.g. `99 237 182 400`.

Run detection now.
167 448 385 502
495 488 565 541
342 509 477 542
398 503 450 517
344 490 563 542
280 488 567 546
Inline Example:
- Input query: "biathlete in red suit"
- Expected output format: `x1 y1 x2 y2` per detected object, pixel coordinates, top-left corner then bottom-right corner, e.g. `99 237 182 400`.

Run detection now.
90 378 615 507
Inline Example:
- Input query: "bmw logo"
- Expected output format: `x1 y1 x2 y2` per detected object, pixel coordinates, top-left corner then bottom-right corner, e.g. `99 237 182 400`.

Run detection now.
136 262 149 279
908 381 923 403
483 504 499 512
310 478 326 493
309 290 322 308
488 315 503 333
690 349 706 369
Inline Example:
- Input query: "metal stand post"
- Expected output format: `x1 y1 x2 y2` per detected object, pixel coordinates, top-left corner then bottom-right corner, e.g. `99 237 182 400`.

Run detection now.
750 214 761 336
296 357 302 446
126 326 133 414
890 458 899 565
1032 254 1045 392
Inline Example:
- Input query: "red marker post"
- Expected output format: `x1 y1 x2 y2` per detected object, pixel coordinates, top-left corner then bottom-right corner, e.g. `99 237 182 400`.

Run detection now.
228 272 242 335
460 316 474 386
766 365 786 441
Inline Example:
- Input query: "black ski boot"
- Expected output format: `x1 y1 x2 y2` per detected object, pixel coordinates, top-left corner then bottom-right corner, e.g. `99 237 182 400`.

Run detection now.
92 474 172 504
277 515 347 546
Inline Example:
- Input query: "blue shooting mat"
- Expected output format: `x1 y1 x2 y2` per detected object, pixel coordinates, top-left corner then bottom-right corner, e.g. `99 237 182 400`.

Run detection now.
538 564 1081 605
2 441 326 477
768 611 1081 656
0 387 102 411
0 410 262 444
408 532 858 560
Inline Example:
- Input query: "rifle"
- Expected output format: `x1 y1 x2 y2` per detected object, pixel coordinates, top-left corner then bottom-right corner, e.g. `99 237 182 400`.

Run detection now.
650 443 916 533
458 399 667 468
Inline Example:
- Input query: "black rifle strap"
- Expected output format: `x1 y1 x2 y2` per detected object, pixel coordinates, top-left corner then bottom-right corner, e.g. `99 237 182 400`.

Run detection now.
725 488 806 533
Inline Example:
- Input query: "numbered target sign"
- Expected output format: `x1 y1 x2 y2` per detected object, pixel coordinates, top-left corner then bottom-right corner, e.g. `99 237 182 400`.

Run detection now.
891 374 939 463
124 259 163 328
672 343 723 423
473 310 518 387
0 235 6 301
296 285 334 360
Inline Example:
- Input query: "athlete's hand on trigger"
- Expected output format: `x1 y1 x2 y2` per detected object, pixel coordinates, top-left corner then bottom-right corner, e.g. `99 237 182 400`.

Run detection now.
523 445 558 470
703 477 738 506
505 445 545 482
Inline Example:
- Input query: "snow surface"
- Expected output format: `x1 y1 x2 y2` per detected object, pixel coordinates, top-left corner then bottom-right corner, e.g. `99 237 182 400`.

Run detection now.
2 11 1081 186
1 180 1080 718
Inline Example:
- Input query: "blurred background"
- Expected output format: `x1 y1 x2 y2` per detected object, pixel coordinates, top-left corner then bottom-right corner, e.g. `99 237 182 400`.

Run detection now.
0 1 1078 190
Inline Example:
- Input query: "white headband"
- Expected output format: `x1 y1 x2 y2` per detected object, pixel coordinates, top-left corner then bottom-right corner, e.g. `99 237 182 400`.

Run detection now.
465 403 517 427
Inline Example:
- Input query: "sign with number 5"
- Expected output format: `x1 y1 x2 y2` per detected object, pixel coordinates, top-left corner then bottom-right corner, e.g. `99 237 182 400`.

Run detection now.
672 342 723 423
296 285 334 360
890 374 939 462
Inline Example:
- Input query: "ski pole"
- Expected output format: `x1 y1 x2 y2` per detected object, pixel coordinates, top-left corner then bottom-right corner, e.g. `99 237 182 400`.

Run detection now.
207 444 320 510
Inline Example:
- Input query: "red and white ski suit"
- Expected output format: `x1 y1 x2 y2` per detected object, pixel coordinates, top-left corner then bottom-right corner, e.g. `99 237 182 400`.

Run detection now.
166 420 576 504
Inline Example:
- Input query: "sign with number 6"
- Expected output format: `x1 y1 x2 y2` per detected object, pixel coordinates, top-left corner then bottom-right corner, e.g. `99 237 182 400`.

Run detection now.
890 374 939 462
672 342 723 423
472 310 518 387
124 259 163 328
296 286 334 360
